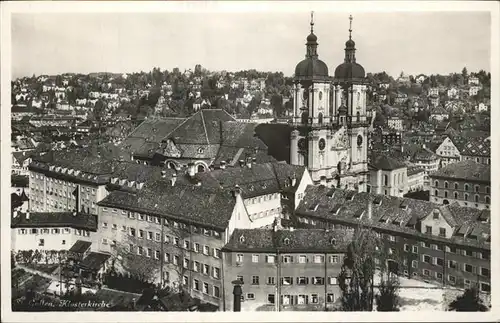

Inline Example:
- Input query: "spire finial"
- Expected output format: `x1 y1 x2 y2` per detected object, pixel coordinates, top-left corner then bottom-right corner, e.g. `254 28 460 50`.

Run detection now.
310 11 315 33
349 14 353 39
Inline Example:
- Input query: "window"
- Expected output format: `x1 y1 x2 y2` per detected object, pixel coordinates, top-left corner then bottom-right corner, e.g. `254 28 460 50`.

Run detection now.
425 226 432 234
486 186 490 194
38 239 45 246
138 214 144 221
454 192 458 199
436 272 443 280
311 294 319 304
404 244 410 252
137 246 143 256
193 261 200 272
155 233 161 242
329 255 339 263
436 258 444 267
193 279 200 291
129 228 136 237
454 183 458 189
251 276 260 285
312 277 324 285
313 255 324 263
266 255 276 263
465 184 469 191
448 260 457 269
480 268 490 277
268 294 275 304
203 245 209 255
433 210 439 219
236 254 244 263
423 255 431 263
236 275 243 283
213 286 220 298
423 269 430 276
213 267 220 279
444 182 449 189
434 190 438 196
182 276 188 286
202 282 209 294
388 235 396 242
327 293 336 303
138 230 144 239
434 181 438 187
475 185 479 193
173 255 179 266
52 228 60 234
329 277 338 285
214 248 221 258
252 254 259 263
183 240 190 250
448 275 456 283
281 277 293 285
62 240 66 245
480 283 491 293
282 255 293 263
267 277 276 285
102 238 108 245
464 264 474 273
102 222 108 229
164 253 170 263
297 277 308 285
202 264 209 275
246 293 255 300
412 245 418 253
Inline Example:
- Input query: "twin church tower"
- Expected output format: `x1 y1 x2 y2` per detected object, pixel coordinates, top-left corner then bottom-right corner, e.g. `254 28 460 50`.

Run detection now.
290 13 369 192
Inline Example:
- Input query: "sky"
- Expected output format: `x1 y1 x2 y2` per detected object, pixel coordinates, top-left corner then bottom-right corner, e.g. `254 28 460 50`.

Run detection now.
11 11 491 79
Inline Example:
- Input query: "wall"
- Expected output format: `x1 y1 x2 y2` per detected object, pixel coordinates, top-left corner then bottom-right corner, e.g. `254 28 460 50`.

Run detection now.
430 178 490 210
12 226 94 252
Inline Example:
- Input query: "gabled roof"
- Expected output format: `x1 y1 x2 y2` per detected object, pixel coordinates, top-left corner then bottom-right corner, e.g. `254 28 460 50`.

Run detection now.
11 212 98 231
430 160 490 182
369 153 406 171
69 240 92 254
431 106 448 115
295 185 490 249
223 228 353 253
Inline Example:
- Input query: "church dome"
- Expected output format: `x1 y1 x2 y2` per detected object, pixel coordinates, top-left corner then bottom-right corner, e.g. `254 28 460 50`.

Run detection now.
345 39 355 48
334 62 365 80
307 32 318 42
295 58 329 79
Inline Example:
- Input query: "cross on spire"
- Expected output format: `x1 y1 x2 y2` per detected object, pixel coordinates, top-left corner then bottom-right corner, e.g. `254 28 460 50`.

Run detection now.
349 14 353 39
310 11 315 33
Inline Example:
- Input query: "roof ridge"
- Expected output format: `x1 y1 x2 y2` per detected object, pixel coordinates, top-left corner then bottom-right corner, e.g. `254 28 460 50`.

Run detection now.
200 110 211 146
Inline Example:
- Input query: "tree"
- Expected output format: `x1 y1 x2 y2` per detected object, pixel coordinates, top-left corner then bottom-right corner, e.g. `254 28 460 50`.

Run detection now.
461 67 468 80
448 287 487 312
375 273 400 311
338 227 381 311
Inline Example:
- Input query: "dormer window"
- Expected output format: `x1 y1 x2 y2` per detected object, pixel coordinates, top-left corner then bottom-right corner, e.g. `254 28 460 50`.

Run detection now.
197 147 205 154
373 196 382 206
345 191 355 201
432 210 439 220
331 205 342 215
239 235 245 243
283 238 290 245
330 238 336 245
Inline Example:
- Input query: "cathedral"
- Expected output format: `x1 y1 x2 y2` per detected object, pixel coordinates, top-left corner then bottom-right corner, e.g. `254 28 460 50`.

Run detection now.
290 14 369 192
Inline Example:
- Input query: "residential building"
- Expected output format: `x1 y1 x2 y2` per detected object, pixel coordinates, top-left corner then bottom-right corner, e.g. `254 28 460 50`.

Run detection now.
469 86 480 96
468 76 479 86
428 88 439 97
434 136 465 168
11 211 97 252
460 137 490 165
429 107 449 122
368 154 407 197
407 167 425 192
222 227 352 311
294 185 491 293
387 116 404 131
12 151 32 176
410 145 440 189
415 74 426 84
394 93 408 104
430 160 490 210
447 88 459 100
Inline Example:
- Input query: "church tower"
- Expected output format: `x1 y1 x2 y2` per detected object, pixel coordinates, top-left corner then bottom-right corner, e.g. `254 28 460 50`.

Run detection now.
332 15 369 192
290 13 333 183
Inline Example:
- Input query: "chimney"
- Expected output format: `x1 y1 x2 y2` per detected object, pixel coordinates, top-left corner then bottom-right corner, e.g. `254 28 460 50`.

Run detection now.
238 160 245 167
220 161 226 170
252 157 257 164
187 163 196 177
170 173 177 186
290 175 297 187
232 184 241 198
73 211 77 217
26 212 30 220
320 176 327 186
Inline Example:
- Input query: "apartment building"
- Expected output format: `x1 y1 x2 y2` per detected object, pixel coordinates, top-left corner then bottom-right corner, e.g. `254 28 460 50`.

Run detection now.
434 136 466 168
368 154 407 197
430 160 490 210
221 227 352 311
11 211 97 252
460 137 491 165
407 167 425 192
410 145 440 189
293 185 490 293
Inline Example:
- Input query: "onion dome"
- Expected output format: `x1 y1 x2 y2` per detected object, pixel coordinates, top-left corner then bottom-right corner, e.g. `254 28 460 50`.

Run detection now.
294 12 329 81
334 15 366 81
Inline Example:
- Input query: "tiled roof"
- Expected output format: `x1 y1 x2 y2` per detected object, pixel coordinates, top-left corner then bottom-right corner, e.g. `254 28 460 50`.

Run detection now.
430 160 490 183
369 153 406 171
98 181 237 230
126 118 184 143
11 212 98 231
111 162 164 184
295 185 490 249
461 137 490 157
222 228 353 253
69 240 92 254
12 151 32 164
79 252 111 271
411 147 438 162
194 162 306 198
11 174 29 187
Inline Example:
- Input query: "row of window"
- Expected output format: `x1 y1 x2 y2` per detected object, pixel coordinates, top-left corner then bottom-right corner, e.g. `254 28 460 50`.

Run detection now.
184 276 220 298
419 269 490 292
37 238 67 246
244 193 280 205
264 293 336 305
31 173 96 192
101 209 222 239
249 208 282 220
236 275 338 286
18 228 90 237
238 254 341 264
433 181 490 194
433 190 490 204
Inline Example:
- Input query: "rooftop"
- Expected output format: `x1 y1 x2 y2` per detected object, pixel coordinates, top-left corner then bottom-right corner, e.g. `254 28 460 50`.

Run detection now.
430 160 490 183
11 212 98 231
69 240 92 254
369 153 406 171
295 185 490 250
461 137 491 157
223 228 353 253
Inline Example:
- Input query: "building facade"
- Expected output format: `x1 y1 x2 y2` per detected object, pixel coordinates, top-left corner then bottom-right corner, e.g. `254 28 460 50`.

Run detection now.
430 160 490 210
368 154 407 197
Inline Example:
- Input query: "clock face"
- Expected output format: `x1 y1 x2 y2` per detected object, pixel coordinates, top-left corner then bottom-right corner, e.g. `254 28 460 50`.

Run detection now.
298 138 307 150
319 138 326 151
357 135 363 147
